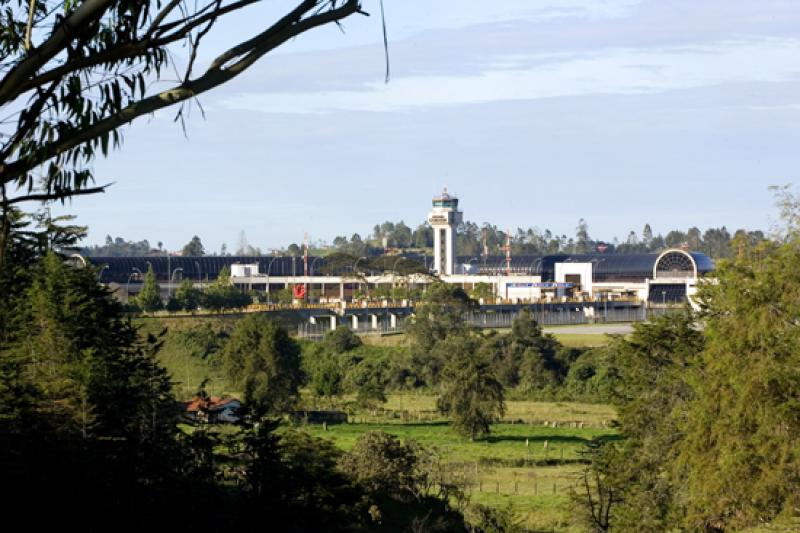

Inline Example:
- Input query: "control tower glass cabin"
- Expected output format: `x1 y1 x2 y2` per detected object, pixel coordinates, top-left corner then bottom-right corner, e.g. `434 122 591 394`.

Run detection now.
428 189 463 276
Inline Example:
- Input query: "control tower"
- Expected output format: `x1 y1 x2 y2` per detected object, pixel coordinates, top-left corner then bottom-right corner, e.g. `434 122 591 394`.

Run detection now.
428 188 463 275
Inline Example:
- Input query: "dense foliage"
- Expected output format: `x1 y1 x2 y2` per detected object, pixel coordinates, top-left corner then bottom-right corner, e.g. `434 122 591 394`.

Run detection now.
0 211 478 531
0 0 362 208
222 314 302 415
305 217 766 259
574 240 800 531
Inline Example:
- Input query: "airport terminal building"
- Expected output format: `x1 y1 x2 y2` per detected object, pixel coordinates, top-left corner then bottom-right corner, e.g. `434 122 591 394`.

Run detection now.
89 191 714 305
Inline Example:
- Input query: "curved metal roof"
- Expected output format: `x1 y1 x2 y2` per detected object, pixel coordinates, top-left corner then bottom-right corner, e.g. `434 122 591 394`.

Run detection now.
89 250 714 284
89 255 325 284
459 251 714 281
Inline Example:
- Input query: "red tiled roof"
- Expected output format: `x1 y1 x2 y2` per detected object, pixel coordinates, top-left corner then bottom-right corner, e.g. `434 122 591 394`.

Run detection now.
184 395 239 412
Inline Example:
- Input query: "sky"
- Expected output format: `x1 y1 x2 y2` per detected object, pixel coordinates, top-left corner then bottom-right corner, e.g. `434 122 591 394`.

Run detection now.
54 0 800 252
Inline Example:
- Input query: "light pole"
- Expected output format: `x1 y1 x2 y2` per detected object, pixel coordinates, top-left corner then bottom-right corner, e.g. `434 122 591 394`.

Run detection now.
194 261 202 289
310 256 323 275
662 290 666 306
266 256 279 304
392 256 405 274
354 256 367 299
97 264 109 282
463 257 479 290
127 267 142 302
69 253 87 267
169 267 183 298
391 257 406 301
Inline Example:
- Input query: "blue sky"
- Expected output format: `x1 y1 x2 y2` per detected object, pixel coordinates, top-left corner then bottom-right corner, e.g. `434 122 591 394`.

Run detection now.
56 0 800 252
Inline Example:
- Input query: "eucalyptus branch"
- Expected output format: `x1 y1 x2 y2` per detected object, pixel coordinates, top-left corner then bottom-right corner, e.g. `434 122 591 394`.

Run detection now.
0 0 117 105
24 0 36 51
5 183 111 205
0 0 361 186
183 0 222 83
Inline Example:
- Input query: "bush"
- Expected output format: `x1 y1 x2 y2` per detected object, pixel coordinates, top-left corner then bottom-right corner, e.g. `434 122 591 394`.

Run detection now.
323 326 362 353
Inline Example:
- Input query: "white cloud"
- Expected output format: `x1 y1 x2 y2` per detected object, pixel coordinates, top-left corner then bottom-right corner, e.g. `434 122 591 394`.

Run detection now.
745 103 800 111
219 38 800 114
393 0 645 31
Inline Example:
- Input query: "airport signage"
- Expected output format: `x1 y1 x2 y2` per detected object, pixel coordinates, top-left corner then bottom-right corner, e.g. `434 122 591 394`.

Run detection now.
506 282 574 288
428 213 452 225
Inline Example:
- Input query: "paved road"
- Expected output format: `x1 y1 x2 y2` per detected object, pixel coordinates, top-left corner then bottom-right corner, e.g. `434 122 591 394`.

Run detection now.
543 323 634 335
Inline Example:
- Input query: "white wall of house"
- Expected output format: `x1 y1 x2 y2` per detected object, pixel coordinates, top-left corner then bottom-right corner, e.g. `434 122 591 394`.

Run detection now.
555 262 594 294
231 263 260 277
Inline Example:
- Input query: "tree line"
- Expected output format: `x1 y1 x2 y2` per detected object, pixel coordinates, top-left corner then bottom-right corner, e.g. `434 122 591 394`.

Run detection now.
83 219 767 261
332 218 767 259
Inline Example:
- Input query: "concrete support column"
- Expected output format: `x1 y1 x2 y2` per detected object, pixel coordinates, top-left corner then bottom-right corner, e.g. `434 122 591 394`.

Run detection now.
339 283 344 301
351 315 359 330
390 313 397 329
330 315 337 331
309 316 317 325
371 314 378 330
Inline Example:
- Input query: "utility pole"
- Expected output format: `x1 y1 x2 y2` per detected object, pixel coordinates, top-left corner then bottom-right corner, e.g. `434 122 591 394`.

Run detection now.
303 232 309 301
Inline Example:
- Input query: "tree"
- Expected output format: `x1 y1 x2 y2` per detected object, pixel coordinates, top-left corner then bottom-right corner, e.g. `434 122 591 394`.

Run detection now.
392 221 412 248
642 224 653 250
679 242 800 530
135 263 162 311
408 282 476 353
323 325 362 352
202 265 250 309
0 246 188 529
407 282 477 386
573 438 623 533
181 236 205 257
308 350 343 405
575 218 591 253
702 226 732 258
437 335 505 440
686 226 702 250
222 314 301 415
596 312 703 531
348 356 390 409
481 308 564 390
469 282 494 302
175 278 201 310
338 431 420 496
82 235 152 256
0 0 363 211
412 223 433 249
664 229 687 249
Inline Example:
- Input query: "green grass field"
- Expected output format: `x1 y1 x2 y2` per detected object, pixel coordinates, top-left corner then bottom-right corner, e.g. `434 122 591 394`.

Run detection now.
378 393 615 427
552 333 612 347
147 315 618 530
301 421 613 465
296 397 617 531
136 316 235 397
361 328 619 349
